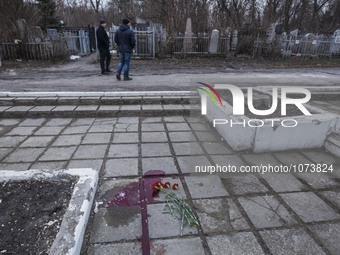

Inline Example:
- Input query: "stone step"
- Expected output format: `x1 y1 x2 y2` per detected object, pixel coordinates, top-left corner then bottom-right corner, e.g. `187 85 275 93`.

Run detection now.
0 104 200 118
0 95 200 106
325 133 340 158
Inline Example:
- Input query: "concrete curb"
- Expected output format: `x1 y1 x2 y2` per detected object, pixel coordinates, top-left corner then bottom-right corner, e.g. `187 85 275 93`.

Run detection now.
0 91 197 98
0 168 99 255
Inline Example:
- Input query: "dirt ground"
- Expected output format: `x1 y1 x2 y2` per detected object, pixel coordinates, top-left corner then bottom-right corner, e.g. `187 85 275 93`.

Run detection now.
0 179 74 255
0 54 339 92
1 54 340 75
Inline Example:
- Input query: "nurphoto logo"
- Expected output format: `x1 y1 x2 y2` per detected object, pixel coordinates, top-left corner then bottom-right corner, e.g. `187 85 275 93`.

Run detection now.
198 83 312 128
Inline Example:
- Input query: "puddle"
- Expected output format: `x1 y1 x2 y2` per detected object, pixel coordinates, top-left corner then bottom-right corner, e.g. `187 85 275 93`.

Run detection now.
106 170 165 207
104 206 140 228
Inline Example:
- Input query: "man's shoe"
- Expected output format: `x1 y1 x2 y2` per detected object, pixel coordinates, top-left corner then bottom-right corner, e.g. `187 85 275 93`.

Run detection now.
106 69 112 73
116 74 121 80
102 72 110 75
124 77 133 81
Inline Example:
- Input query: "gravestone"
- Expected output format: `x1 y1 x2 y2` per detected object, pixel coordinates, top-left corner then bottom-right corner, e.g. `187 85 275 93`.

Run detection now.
330 29 340 55
209 29 219 54
266 23 277 43
302 33 316 55
16 19 28 41
231 30 238 50
289 29 299 43
225 27 232 51
183 18 193 53
27 26 45 43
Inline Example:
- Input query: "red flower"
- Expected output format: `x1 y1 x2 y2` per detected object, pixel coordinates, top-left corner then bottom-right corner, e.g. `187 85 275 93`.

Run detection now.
172 183 179 190
164 182 171 188
152 189 160 197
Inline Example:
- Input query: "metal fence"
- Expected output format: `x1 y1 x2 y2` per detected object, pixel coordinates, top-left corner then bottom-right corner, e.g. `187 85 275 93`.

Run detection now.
63 29 91 55
253 35 340 58
0 40 68 61
108 28 156 58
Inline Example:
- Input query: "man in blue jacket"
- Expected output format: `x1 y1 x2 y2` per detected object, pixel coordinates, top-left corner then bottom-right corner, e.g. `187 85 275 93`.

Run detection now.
96 20 111 75
114 19 136 81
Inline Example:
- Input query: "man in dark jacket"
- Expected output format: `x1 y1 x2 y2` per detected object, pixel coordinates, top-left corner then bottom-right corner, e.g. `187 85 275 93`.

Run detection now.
114 19 136 81
96 20 111 75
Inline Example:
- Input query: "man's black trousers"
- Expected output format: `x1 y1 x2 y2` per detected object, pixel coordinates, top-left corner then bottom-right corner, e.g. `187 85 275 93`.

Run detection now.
99 48 111 73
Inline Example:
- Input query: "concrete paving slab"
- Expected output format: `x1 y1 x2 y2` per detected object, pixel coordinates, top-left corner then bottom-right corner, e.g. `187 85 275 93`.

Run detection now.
19 136 54 147
67 159 103 171
104 158 138 177
280 192 339 222
168 131 196 142
166 123 191 131
150 237 205 255
90 208 142 243
177 155 211 174
262 174 305 192
142 157 177 174
193 198 249 233
39 146 77 161
207 233 265 255
308 223 340 255
62 126 89 135
88 125 114 134
202 142 233 154
298 174 339 189
302 150 339 164
108 144 139 158
0 136 27 147
239 196 297 228
172 142 204 156
30 161 68 170
320 191 340 208
114 123 138 132
141 143 171 157
0 119 22 126
260 228 326 255
87 242 142 255
185 175 229 199
0 148 13 161
211 155 246 171
142 123 165 132
243 153 280 166
141 132 167 143
7 126 37 136
224 175 269 195
52 135 83 146
0 163 31 170
70 118 95 126
118 117 139 124
147 203 198 238
195 131 222 142
45 118 72 126
113 132 139 143
274 152 312 165
73 145 107 159
141 117 162 123
3 147 45 162
82 133 111 144
5 106 34 113
163 116 186 122
34 126 64 136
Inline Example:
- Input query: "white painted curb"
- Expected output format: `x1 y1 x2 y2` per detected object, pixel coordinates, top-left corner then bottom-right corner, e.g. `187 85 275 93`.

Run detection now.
0 91 197 98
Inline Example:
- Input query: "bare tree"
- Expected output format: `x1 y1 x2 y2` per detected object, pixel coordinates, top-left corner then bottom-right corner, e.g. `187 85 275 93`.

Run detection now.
90 0 101 13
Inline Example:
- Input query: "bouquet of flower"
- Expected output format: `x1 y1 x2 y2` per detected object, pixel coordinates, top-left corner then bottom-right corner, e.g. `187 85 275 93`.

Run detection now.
152 180 199 236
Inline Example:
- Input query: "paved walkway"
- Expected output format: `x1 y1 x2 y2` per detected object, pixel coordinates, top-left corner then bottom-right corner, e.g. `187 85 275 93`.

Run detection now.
0 116 339 255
